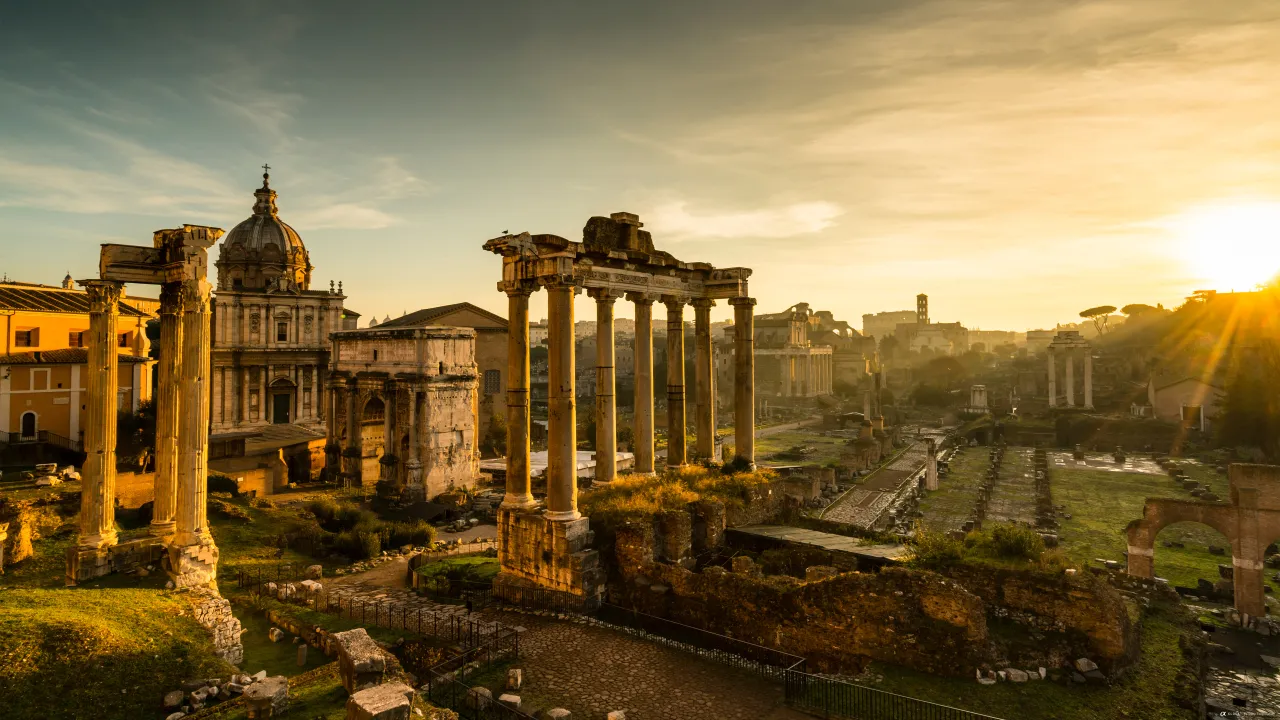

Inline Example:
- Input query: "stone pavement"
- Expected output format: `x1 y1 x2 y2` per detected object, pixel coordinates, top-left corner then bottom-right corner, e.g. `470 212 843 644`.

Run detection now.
485 609 810 720
1204 665 1280 718
823 441 927 527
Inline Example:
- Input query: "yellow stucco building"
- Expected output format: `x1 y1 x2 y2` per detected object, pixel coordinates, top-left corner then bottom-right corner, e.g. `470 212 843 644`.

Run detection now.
0 279 155 447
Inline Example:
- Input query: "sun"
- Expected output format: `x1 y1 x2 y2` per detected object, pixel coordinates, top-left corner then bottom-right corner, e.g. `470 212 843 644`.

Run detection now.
1170 200 1280 291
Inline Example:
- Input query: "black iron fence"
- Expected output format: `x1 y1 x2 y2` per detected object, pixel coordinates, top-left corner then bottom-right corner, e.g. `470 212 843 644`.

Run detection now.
417 577 590 615
422 645 536 720
784 671 1007 720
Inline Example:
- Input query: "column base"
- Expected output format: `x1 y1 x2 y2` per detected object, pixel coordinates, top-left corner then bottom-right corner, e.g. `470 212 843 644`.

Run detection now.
544 509 582 522
78 530 119 550
495 508 604 609
167 541 220 589
501 494 538 510
149 520 176 539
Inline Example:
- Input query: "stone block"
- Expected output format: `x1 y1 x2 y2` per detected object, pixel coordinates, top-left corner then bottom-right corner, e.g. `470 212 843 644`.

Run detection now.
1006 669 1028 682
804 565 839 582
466 687 492 710
297 644 309 666
164 690 185 708
243 675 288 718
498 693 522 709
606 712 627 720
345 682 414 720
335 628 390 692
506 668 522 690
546 710 571 719
306 564 324 579
268 628 285 642
300 579 322 592
1074 658 1098 673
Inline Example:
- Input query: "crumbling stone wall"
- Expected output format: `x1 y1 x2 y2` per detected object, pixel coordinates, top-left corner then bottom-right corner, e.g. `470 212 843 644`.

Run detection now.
187 587 244 666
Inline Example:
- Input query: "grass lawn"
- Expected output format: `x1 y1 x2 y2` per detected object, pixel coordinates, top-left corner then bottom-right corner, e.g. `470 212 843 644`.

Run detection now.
413 555 501 584
918 447 988 531
1051 456 1280 596
0 585 235 720
755 429 847 466
861 602 1196 720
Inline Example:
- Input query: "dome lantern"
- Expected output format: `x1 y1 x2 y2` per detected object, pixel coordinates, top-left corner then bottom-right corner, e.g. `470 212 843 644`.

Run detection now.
216 166 312 292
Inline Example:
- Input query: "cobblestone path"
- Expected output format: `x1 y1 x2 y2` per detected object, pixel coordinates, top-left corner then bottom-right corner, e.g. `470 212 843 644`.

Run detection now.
485 610 811 720
823 441 927 527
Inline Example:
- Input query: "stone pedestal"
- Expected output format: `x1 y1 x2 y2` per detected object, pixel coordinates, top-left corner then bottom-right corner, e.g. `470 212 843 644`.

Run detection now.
495 507 604 606
167 542 220 589
346 683 414 720
335 627 394 692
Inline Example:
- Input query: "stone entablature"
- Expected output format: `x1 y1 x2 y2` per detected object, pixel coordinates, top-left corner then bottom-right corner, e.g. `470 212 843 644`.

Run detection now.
325 325 479 500
483 212 757 604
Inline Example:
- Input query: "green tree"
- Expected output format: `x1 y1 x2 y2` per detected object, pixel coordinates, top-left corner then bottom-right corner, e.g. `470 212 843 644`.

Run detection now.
1121 303 1157 317
1080 305 1117 335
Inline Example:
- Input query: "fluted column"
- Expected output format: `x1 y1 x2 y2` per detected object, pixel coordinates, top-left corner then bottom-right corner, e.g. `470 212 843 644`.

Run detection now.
174 278 214 549
692 298 715 460
1046 349 1057 408
1065 349 1075 407
150 282 183 538
503 284 535 507
78 280 122 550
589 289 619 483
545 280 580 521
629 293 656 475
730 297 756 468
664 297 687 468
1084 349 1094 410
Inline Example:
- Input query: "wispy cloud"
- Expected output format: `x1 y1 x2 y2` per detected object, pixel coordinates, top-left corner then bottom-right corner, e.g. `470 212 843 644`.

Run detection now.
647 200 842 240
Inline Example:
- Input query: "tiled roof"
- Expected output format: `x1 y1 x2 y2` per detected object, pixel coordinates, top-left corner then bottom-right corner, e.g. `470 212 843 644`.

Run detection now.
379 302 507 329
0 349 151 365
0 283 150 317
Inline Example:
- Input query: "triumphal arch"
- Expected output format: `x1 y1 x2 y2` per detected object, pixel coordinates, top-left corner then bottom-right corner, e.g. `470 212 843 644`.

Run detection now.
483 212 756 605
67 225 225 589
1127 463 1280 619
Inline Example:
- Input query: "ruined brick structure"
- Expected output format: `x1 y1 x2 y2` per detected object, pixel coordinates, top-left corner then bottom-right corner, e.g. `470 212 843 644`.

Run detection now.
1126 462 1280 618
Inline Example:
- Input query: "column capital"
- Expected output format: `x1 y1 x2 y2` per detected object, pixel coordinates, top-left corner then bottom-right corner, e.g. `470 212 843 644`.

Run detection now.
501 280 538 297
180 278 212 313
82 279 124 310
625 291 659 305
159 282 184 315
729 296 757 308
542 275 580 292
587 287 623 303
661 295 687 311
690 298 716 310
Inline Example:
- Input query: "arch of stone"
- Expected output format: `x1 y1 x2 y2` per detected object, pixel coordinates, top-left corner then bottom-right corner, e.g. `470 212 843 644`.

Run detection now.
67 224 225 589
483 212 756 607
1126 463 1280 620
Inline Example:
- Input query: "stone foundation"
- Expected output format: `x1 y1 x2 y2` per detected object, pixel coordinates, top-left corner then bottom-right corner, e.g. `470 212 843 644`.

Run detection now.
346 682 415 720
335 628 404 692
65 535 166 586
167 542 221 589
496 507 605 607
187 586 245 665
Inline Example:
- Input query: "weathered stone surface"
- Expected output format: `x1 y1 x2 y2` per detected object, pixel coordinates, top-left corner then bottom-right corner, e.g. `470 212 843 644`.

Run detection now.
164 690 185 708
335 628 397 692
1074 658 1099 673
498 693 521 709
506 668 522 690
268 628 285 642
346 682 414 720
166 713 187 720
243 675 288 718
306 564 324 579
606 712 627 720
1006 669 1028 682
545 710 571 719
466 687 492 710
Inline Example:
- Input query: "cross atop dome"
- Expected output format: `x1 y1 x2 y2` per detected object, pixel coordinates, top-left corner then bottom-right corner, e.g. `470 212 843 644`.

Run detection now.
261 163 271 189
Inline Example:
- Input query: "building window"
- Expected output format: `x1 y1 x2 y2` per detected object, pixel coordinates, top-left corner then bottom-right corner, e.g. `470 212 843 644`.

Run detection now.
277 322 288 342
14 329 36 347
372 349 379 361
68 331 85 347
118 332 130 348
484 369 501 395
233 277 244 289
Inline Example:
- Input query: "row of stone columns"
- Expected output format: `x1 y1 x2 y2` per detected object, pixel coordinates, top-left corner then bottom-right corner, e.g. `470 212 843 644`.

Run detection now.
500 283 757 520
1047 348 1094 409
78 278 215 577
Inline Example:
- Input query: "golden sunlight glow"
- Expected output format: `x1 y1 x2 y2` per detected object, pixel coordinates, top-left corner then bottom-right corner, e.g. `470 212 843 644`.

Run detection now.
1171 200 1280 291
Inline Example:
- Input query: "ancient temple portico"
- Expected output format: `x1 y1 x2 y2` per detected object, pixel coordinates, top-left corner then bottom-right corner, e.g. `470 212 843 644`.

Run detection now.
483 212 754 605
1046 330 1093 410
67 225 225 588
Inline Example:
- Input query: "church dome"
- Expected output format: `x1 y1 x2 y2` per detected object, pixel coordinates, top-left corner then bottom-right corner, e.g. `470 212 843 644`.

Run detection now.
216 169 313 292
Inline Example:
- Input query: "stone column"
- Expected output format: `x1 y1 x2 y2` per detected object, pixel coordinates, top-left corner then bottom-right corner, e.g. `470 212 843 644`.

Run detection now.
1065 349 1075 407
150 282 183 538
502 285 535 507
404 390 422 496
692 298 716 460
78 280 122 550
174 278 213 548
380 384 397 485
343 383 362 486
664 298 687 468
589 289 619 484
925 437 939 491
629 293 656 475
1046 349 1057 408
1084 349 1094 410
240 366 250 424
730 297 756 468
545 280 579 521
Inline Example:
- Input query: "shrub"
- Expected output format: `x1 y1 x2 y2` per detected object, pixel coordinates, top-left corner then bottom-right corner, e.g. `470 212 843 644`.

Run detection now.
306 497 341 522
359 530 382 559
208 474 239 496
909 525 965 570
385 520 436 549
987 524 1045 560
207 498 251 522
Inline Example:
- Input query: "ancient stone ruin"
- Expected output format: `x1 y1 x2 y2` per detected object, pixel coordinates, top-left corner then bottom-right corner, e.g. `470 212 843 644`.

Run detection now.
482 212 755 606
65 225 226 589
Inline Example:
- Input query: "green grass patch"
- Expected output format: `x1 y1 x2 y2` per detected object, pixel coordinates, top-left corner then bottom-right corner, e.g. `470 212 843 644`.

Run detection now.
861 602 1196 720
755 429 848 466
246 596 418 646
580 465 775 520
0 587 235 720
234 607 331 678
413 555 501 584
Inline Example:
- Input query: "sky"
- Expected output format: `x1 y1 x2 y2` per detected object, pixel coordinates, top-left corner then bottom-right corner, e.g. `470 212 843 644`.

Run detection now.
3 0 1280 332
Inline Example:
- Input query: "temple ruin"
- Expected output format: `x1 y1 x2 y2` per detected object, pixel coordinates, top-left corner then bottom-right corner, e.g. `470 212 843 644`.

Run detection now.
483 212 755 604
1047 330 1093 409
67 225 225 588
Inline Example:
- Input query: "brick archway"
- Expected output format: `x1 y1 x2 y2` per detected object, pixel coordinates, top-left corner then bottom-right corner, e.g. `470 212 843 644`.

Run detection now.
1126 463 1280 619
